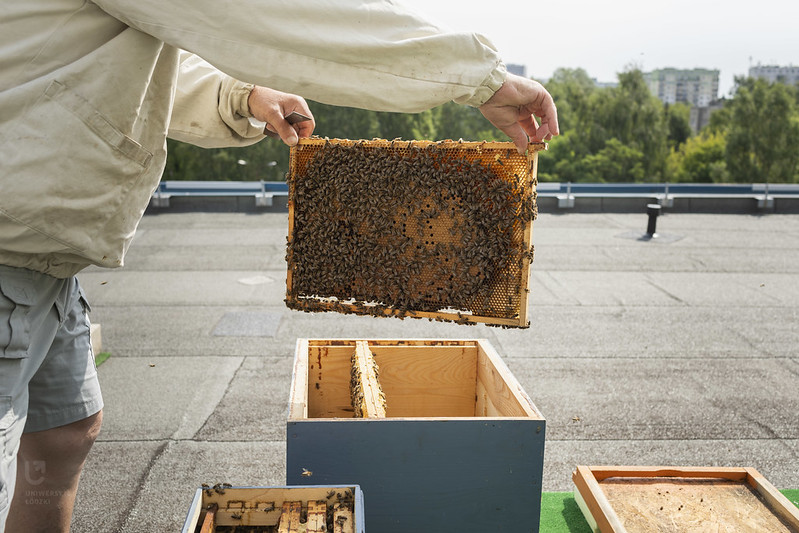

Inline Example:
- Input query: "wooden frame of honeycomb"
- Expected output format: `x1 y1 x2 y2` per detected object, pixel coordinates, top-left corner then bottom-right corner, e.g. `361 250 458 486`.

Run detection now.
285 137 546 328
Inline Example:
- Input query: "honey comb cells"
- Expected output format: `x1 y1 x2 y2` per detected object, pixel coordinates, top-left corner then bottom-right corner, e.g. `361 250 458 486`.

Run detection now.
285 138 545 328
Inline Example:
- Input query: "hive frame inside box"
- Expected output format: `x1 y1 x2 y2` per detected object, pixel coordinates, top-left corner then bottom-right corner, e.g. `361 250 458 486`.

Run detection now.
286 338 546 533
572 465 799 533
285 138 546 329
181 484 365 532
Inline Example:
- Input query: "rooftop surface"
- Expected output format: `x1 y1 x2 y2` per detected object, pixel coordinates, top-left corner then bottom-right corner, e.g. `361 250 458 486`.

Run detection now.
70 209 799 531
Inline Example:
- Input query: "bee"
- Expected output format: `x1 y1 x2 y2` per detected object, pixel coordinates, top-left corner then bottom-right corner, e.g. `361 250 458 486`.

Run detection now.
302 468 313 477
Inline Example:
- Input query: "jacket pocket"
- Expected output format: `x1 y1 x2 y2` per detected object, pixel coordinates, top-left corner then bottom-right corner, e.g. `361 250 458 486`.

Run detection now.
0 80 154 266
0 279 36 359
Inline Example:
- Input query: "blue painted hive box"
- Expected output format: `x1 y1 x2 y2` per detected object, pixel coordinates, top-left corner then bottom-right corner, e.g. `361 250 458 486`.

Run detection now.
286 339 546 533
182 484 364 532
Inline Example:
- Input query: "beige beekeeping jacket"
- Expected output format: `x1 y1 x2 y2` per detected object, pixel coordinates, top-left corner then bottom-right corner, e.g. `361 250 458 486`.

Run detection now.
0 0 506 278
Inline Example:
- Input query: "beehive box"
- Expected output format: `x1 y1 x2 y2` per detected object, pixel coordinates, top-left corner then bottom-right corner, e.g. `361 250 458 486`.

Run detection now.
572 466 799 533
285 138 546 328
286 339 546 532
181 484 364 533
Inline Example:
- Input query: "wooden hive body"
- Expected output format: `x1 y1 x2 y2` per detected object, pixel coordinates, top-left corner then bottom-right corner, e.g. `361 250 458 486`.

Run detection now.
573 466 799 533
286 338 546 532
182 485 365 533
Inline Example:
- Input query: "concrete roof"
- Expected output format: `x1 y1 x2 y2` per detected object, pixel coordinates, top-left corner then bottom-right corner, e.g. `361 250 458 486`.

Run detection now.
70 209 799 531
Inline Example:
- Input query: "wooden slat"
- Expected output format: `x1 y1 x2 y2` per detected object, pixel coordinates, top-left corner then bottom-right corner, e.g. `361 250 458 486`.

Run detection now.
278 501 302 533
589 465 750 482
198 503 217 533
295 137 547 152
745 468 799 529
285 300 526 327
306 500 328 533
573 465 627 532
333 503 355 533
352 341 386 418
475 340 541 418
518 151 538 327
289 339 310 420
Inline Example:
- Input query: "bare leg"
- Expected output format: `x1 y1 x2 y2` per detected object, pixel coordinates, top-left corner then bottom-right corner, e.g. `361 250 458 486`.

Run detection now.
6 411 102 533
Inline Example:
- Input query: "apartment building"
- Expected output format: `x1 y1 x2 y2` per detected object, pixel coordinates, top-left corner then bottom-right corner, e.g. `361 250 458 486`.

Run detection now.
644 68 720 107
749 64 799 85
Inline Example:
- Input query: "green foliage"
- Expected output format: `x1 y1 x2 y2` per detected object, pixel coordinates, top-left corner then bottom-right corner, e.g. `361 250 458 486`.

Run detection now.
722 78 799 183
163 138 290 181
581 138 645 182
161 70 799 184
162 99 499 181
665 103 692 148
541 68 669 182
667 131 728 182
544 68 596 132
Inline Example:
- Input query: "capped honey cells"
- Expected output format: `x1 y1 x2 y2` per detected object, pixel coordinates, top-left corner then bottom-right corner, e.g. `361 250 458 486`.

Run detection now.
285 138 545 328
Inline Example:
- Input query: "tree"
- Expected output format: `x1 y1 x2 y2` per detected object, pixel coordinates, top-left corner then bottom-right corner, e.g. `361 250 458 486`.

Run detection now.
664 102 692 148
723 78 799 183
432 101 502 142
541 67 669 182
581 138 645 182
667 131 728 183
307 101 379 140
544 68 596 133
374 110 436 140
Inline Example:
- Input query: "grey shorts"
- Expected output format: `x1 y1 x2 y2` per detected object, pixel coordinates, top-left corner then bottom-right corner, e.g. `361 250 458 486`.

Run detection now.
0 265 103 521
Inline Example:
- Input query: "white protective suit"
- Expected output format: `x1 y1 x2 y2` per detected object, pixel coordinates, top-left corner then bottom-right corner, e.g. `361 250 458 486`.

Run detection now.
0 0 506 278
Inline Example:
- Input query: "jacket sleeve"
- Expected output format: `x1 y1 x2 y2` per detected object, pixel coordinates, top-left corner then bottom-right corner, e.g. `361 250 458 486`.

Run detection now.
168 51 265 148
91 0 506 113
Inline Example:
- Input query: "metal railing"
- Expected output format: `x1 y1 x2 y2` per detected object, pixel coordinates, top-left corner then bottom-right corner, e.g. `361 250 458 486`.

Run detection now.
150 181 799 211
537 182 799 210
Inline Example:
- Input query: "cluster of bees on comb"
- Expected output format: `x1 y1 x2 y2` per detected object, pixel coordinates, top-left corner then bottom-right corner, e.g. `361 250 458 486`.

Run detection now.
285 139 537 327
206 490 355 533
349 348 387 418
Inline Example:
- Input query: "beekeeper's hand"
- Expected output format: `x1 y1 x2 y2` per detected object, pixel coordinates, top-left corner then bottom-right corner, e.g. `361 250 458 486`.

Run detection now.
248 86 315 146
479 73 559 153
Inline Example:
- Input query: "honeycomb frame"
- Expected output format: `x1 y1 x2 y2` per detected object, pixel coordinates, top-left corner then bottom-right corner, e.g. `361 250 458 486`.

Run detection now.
285 137 546 328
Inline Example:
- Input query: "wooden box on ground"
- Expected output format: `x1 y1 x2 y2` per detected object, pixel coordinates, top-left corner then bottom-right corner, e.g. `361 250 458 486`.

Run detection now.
286 339 546 532
573 465 799 533
182 485 364 533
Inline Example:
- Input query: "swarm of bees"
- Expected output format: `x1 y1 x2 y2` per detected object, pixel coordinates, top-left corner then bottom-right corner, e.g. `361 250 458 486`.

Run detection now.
285 138 543 328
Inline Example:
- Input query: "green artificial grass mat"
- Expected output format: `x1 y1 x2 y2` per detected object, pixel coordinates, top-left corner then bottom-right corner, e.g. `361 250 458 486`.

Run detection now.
540 490 799 532
784 489 799 508
95 352 111 367
540 492 592 533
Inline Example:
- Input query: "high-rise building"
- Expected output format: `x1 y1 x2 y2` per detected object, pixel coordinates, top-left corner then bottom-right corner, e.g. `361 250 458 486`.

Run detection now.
644 68 719 107
749 64 799 85
506 63 527 78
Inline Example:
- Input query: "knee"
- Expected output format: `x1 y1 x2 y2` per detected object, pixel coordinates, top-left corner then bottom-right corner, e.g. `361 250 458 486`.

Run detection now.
21 410 103 465
74 410 103 450
66 410 103 457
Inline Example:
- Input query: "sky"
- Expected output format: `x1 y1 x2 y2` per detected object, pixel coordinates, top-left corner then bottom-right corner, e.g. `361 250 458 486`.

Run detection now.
398 0 798 97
